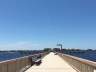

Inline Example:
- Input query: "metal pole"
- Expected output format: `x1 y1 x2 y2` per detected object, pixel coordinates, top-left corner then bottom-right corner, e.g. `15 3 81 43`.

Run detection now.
57 44 63 53
61 44 62 53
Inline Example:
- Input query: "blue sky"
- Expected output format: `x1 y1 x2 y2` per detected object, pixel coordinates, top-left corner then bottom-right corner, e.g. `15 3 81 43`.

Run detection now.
0 0 96 50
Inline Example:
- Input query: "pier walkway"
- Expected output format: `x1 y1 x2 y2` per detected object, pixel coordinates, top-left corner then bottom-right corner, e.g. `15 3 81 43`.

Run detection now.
25 52 77 72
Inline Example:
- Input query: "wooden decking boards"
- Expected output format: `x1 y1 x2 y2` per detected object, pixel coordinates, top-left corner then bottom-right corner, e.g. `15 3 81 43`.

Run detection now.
25 52 77 72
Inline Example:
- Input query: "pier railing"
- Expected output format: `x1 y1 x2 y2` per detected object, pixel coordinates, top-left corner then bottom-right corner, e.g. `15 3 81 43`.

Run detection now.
0 52 48 72
58 53 96 72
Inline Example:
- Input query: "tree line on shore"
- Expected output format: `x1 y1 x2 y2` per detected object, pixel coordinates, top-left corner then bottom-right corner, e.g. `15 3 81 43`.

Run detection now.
0 48 95 55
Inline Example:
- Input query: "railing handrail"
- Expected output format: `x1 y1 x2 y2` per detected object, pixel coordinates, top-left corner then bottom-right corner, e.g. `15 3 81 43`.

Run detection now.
58 53 96 68
0 53 44 64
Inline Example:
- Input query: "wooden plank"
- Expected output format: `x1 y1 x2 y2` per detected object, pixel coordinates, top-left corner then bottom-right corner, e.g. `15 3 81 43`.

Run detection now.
25 52 77 72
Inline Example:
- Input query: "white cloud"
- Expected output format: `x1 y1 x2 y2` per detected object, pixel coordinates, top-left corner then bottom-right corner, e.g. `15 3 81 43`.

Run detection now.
0 41 40 50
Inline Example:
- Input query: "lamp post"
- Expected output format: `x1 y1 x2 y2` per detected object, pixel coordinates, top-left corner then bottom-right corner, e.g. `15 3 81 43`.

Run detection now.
57 44 63 53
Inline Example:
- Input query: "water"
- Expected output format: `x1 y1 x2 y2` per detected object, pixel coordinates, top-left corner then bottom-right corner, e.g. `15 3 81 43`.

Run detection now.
65 51 96 62
0 51 43 62
1 51 96 62
0 52 24 61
